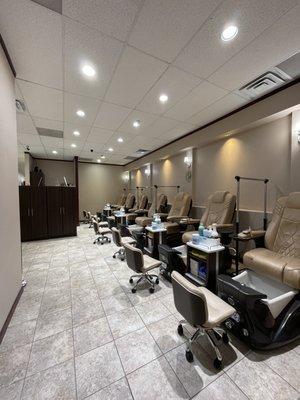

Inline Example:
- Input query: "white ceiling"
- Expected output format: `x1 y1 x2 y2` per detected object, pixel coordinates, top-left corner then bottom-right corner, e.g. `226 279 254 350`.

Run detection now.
1 0 299 165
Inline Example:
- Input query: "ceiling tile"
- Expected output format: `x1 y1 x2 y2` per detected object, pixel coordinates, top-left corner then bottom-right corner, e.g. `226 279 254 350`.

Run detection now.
87 127 114 144
33 118 64 132
63 123 91 140
40 136 64 148
63 18 123 99
128 0 222 62
118 110 158 135
209 3 300 91
18 81 63 121
137 66 202 115
139 117 180 138
94 102 132 130
28 147 47 157
17 114 37 135
165 81 228 121
82 142 105 153
174 0 297 78
105 46 168 107
18 134 43 147
162 122 196 141
62 0 142 41
104 132 137 148
0 0 63 88
63 138 85 151
64 92 101 125
188 93 247 125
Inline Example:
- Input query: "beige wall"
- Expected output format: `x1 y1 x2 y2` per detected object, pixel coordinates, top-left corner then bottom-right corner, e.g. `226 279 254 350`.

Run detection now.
79 163 123 215
0 46 22 329
195 116 292 211
152 152 193 204
33 159 75 186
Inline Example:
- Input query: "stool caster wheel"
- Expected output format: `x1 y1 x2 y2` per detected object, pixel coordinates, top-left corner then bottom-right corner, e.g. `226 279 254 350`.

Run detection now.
108 239 111 243
222 332 229 344
113 255 116 259
101 242 104 245
155 278 159 284
131 288 136 293
177 324 184 336
149 287 155 294
213 358 222 370
129 278 133 284
185 350 193 363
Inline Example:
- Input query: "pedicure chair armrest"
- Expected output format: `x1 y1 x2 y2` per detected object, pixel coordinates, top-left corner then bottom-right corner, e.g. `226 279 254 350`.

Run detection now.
157 213 169 221
166 215 190 223
134 209 148 216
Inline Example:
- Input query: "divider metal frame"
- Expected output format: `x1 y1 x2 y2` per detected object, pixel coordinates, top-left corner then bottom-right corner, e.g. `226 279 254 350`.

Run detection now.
234 175 269 275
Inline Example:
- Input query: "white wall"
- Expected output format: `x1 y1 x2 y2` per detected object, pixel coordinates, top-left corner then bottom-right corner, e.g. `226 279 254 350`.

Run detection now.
0 46 22 330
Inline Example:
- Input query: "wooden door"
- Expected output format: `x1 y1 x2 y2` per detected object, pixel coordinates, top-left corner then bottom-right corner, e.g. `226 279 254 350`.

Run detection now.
30 187 48 240
47 187 63 237
19 186 32 242
61 187 77 236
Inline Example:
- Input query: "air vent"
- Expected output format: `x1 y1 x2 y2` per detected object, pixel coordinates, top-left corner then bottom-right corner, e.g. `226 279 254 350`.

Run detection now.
239 68 292 99
124 156 137 161
15 99 26 113
79 157 93 162
37 127 63 138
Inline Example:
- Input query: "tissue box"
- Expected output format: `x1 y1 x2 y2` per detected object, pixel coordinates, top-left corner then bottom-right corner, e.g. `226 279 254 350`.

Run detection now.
198 236 220 247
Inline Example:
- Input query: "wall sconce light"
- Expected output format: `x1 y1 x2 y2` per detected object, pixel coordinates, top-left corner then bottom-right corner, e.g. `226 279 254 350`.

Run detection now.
145 166 151 178
122 171 130 183
184 155 192 168
298 131 300 144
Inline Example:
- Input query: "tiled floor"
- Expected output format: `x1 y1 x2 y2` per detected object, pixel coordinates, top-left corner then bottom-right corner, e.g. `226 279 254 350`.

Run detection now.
0 224 299 400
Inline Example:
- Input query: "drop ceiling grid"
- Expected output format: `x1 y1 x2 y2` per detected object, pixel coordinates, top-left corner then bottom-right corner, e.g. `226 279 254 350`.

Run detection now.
2 0 298 164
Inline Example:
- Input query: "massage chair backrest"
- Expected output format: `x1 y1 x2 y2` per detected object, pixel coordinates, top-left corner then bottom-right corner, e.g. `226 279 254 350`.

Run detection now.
168 192 192 218
92 219 99 235
111 227 122 247
148 194 168 218
123 243 144 273
118 193 126 206
138 194 148 210
125 193 135 209
201 191 236 226
172 271 208 326
265 192 300 257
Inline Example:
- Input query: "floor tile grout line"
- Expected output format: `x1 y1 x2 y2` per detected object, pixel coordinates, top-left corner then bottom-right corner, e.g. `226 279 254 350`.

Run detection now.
223 369 252 400
19 252 51 399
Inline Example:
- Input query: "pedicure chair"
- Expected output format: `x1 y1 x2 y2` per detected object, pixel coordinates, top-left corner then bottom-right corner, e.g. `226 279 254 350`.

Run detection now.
218 192 300 349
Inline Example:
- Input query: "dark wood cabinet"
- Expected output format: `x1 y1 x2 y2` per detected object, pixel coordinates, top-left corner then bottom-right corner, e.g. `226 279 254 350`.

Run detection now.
19 186 77 242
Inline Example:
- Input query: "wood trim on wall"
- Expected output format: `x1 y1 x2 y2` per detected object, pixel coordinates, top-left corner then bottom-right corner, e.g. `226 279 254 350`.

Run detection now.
0 286 23 344
32 157 122 167
74 156 79 226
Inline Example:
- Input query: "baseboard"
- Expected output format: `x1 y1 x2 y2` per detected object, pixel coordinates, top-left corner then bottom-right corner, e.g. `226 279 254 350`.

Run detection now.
0 285 24 345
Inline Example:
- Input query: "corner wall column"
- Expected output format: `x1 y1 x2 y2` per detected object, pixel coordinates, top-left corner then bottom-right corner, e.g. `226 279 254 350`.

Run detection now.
74 156 79 226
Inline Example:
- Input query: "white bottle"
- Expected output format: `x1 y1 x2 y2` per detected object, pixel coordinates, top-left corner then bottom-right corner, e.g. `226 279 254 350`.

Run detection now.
211 223 219 238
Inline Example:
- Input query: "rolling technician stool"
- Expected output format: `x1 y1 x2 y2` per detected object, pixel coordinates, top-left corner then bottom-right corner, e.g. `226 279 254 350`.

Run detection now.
111 227 136 260
92 219 111 245
123 242 161 293
172 271 235 369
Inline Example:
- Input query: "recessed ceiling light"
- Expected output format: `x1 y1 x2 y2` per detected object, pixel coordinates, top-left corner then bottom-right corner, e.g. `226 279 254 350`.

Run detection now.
82 64 96 77
221 25 238 42
73 130 80 136
133 120 141 128
52 150 58 154
97 159 101 163
71 143 77 148
76 110 85 117
159 94 168 103
108 147 114 152
100 155 105 159
117 137 124 143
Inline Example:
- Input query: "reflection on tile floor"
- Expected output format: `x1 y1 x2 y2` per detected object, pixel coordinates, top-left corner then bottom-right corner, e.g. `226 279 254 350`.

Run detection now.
0 224 299 399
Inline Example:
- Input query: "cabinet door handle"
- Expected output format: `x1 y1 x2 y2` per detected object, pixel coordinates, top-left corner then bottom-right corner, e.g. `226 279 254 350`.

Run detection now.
27 208 30 216
31 208 34 216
